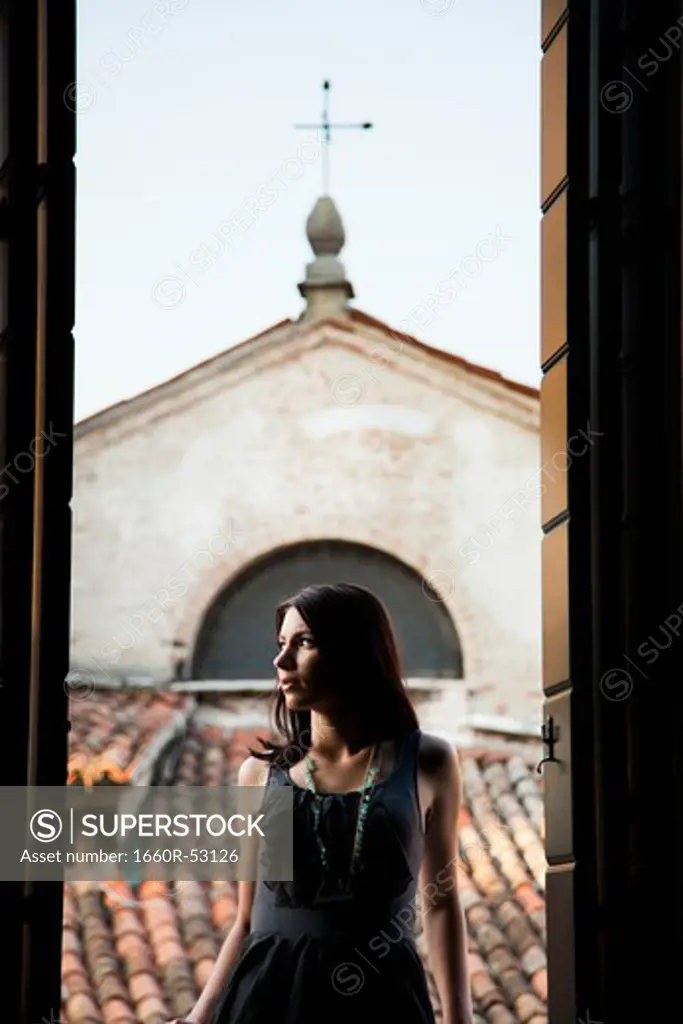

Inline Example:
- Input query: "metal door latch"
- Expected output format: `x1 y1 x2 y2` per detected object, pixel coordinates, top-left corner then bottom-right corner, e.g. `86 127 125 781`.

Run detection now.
536 715 561 773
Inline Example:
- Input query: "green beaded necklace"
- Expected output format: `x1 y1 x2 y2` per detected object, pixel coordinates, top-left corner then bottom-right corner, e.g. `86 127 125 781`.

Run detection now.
303 744 380 884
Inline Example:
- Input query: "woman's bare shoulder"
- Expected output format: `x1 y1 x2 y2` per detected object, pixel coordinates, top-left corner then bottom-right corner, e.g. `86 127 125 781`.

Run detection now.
417 731 461 781
237 754 270 787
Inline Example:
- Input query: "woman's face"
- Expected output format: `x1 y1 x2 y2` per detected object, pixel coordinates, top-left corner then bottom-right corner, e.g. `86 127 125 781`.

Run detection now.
273 606 333 711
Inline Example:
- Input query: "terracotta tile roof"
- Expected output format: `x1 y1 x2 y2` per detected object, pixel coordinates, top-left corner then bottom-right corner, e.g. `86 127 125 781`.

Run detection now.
444 752 548 1024
67 691 193 786
60 698 546 1024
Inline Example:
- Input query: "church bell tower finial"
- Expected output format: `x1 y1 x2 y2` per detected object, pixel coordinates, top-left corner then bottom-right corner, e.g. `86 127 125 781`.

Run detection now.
294 81 373 320
297 195 353 321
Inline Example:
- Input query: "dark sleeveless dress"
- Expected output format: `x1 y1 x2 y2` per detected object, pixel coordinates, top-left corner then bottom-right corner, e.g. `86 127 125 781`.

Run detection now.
211 728 436 1024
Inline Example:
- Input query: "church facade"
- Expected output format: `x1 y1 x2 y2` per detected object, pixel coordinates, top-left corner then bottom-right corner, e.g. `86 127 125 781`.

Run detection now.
70 197 542 742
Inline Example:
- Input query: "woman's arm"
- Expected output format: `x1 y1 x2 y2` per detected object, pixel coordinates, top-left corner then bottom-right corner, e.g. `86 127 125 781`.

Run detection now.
178 755 268 1024
183 879 254 1024
418 736 473 1024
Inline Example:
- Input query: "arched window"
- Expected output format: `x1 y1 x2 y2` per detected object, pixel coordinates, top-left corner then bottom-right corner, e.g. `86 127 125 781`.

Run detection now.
191 541 463 682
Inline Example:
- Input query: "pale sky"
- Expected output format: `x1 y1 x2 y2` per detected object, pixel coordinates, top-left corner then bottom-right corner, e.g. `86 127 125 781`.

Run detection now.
75 0 541 422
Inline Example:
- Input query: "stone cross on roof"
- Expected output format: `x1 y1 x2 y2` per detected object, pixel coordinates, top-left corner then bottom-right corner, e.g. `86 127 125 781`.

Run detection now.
294 79 373 195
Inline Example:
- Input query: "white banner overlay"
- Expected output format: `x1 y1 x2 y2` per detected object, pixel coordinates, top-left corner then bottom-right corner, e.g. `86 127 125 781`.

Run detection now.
2 785 293 882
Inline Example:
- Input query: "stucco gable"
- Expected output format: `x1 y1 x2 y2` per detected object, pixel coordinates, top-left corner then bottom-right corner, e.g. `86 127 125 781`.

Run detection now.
75 308 539 451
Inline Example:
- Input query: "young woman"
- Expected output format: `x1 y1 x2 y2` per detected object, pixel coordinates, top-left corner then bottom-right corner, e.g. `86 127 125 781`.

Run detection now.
171 582 472 1024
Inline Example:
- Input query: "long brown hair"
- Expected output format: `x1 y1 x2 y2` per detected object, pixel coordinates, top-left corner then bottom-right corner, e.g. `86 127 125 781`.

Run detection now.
250 582 419 768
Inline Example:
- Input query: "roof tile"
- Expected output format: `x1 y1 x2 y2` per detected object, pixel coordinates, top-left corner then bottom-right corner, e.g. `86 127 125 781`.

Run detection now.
530 968 548 1002
513 991 547 1023
129 975 160 1005
194 959 216 989
135 995 167 1024
122 949 156 978
471 969 505 1011
64 993 104 1024
519 944 546 977
62 951 85 978
101 999 137 1024
513 882 545 917
97 976 130 1004
487 1006 519 1024
63 973 93 1000
488 949 520 978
